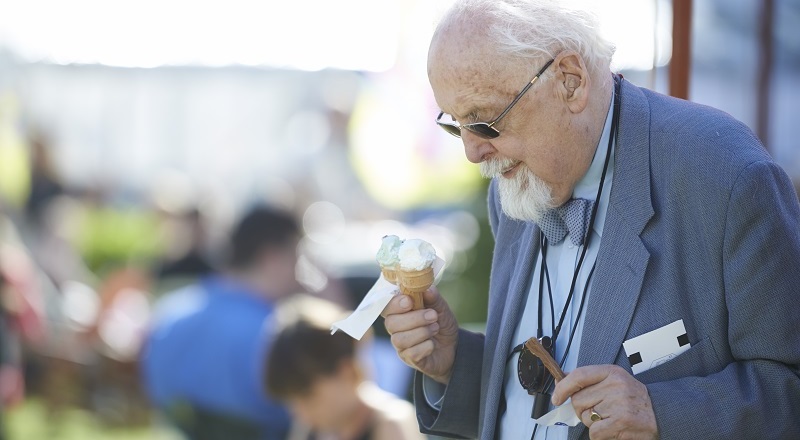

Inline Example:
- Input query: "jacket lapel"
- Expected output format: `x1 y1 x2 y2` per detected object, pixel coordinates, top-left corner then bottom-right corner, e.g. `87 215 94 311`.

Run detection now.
569 80 654 440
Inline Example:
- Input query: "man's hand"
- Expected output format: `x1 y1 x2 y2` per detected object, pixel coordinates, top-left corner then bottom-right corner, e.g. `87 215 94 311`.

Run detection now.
552 365 658 440
382 286 459 384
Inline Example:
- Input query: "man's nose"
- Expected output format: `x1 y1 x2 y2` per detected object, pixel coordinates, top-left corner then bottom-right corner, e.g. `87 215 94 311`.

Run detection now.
462 130 495 164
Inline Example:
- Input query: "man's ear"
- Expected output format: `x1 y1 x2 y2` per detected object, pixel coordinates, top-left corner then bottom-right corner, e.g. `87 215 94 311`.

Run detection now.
554 52 590 113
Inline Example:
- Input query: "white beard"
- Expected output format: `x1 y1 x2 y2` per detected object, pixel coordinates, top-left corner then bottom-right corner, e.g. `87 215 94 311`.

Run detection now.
480 157 555 223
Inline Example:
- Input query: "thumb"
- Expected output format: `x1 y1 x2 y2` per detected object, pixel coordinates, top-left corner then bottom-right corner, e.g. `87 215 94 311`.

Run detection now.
422 286 459 339
423 286 445 310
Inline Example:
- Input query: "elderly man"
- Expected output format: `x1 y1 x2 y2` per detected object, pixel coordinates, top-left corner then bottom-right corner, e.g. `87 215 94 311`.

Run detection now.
382 1 800 439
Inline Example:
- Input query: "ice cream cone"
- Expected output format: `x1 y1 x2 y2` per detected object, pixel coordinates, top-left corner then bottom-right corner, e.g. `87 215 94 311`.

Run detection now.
399 266 434 310
381 266 398 284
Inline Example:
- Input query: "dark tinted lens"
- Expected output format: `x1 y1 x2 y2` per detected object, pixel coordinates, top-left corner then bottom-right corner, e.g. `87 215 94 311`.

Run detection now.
438 123 462 138
464 123 500 139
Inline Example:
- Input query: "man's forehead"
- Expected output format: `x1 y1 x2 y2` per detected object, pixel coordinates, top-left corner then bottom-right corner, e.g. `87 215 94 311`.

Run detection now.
428 22 525 104
429 51 523 118
436 83 518 124
429 41 502 76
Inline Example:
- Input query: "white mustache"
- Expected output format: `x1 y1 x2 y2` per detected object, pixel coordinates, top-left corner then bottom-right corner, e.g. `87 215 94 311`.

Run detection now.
480 157 520 178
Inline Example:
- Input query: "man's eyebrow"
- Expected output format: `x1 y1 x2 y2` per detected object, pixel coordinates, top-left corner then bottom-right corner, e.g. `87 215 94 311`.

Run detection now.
446 107 480 121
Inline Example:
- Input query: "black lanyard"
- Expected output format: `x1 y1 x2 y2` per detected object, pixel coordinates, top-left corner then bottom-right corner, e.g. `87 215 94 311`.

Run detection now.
498 74 623 436
500 74 623 433
536 73 621 370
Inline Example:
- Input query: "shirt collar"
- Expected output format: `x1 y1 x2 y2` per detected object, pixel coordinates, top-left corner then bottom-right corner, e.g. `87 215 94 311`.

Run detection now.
571 90 616 237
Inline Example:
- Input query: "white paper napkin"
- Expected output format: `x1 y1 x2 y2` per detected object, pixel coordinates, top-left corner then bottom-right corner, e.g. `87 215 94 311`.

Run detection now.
331 257 445 340
533 398 581 427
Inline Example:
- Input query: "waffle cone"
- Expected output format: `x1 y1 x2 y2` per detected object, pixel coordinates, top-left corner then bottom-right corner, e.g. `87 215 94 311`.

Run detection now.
381 267 398 284
399 266 434 310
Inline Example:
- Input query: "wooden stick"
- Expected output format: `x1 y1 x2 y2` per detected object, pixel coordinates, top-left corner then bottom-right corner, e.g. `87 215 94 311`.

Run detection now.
524 337 565 382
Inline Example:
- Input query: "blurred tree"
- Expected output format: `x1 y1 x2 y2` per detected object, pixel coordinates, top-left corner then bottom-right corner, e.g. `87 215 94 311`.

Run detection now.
73 203 165 276
0 93 30 209
437 179 492 328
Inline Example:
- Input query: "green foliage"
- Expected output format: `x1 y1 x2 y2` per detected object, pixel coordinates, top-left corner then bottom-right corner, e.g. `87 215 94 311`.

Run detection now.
74 206 165 275
5 399 179 440
438 179 493 329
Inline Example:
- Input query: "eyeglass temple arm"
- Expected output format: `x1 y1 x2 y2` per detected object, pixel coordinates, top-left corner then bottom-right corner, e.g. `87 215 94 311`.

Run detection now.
488 58 555 128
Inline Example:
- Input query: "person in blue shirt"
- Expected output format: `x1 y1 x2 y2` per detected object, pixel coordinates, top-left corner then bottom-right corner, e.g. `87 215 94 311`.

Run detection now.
140 205 302 440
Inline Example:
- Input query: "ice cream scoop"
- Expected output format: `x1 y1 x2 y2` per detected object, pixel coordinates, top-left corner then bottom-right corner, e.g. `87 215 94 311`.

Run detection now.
376 235 403 283
397 239 436 271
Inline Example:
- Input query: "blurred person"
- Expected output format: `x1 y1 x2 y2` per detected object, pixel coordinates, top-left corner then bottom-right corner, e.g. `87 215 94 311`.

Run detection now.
24 130 64 228
152 206 215 295
381 1 800 439
140 205 302 440
26 195 96 290
265 294 424 440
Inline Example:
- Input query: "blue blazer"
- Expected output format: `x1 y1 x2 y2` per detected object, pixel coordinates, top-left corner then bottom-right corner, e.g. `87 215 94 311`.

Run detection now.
414 78 800 439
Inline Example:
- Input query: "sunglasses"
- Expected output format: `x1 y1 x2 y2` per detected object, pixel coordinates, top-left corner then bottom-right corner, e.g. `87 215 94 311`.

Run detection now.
436 58 555 139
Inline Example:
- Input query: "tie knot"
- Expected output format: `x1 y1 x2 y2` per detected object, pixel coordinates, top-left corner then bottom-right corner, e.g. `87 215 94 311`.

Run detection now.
538 198 595 246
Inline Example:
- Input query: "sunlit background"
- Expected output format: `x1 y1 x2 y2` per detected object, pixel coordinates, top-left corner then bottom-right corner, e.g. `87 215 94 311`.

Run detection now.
0 0 797 438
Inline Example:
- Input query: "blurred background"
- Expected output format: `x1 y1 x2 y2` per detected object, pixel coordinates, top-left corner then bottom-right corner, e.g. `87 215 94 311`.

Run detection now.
0 0 797 438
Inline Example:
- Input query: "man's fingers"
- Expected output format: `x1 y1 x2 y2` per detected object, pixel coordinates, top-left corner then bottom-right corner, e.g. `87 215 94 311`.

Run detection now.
552 365 615 406
381 292 412 318
558 365 656 439
384 308 438 335
383 286 443 319
399 339 435 365
572 394 604 422
390 322 440 350
580 405 608 428
587 417 617 440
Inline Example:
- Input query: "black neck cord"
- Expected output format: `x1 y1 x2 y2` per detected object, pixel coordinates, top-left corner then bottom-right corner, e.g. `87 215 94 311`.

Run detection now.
536 241 556 338
537 74 620 352
506 74 621 365
528 73 621 440
498 75 622 439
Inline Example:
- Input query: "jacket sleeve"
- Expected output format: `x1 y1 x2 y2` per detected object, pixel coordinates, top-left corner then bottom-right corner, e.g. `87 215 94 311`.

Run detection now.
646 160 800 439
413 329 485 439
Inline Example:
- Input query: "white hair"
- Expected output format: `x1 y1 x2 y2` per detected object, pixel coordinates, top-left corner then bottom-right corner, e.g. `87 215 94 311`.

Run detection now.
441 0 615 78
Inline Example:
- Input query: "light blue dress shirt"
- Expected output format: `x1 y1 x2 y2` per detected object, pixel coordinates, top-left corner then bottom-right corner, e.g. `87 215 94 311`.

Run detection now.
498 92 615 440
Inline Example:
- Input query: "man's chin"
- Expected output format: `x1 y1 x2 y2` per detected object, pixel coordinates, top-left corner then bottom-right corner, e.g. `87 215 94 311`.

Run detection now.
496 176 554 223
485 174 525 192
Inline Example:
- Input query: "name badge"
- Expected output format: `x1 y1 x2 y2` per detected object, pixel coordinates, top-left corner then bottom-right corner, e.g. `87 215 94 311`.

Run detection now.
623 319 690 375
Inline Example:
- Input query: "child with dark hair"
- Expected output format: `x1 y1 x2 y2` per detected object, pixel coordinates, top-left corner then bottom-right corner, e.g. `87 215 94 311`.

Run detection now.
266 295 424 440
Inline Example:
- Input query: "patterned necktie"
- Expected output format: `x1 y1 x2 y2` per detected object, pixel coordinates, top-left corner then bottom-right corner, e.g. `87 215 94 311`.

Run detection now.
538 198 596 247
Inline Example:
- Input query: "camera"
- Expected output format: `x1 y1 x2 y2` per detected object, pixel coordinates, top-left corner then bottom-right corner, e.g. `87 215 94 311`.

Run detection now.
516 336 555 419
